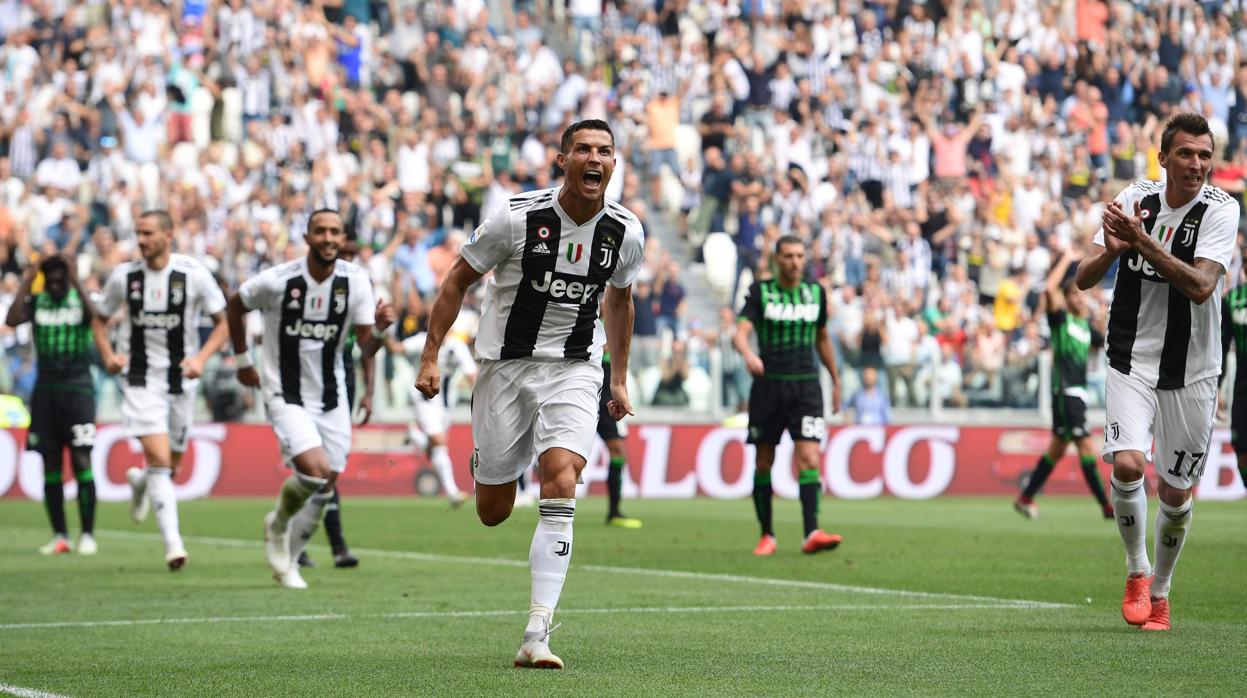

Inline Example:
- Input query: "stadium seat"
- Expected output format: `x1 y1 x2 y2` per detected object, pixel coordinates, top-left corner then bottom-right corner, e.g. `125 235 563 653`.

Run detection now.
674 124 700 164
685 367 712 413
702 233 737 306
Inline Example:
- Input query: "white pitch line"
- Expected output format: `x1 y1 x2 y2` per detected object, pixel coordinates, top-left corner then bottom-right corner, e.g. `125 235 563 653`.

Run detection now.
0 682 71 698
0 603 1060 632
90 529 1073 609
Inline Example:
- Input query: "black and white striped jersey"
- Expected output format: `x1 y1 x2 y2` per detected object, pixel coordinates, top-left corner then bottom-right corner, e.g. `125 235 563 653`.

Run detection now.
1093 180 1239 389
98 254 226 395
461 186 645 362
238 258 375 413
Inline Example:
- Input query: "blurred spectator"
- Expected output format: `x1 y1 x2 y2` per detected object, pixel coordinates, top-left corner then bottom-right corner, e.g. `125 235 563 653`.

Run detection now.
849 366 890 425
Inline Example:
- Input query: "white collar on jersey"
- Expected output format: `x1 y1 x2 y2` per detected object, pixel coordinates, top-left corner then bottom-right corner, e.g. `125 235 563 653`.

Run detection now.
552 186 610 229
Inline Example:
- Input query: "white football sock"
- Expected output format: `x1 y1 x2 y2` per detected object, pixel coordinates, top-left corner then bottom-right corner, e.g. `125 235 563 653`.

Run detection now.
527 498 575 633
275 473 324 528
145 467 183 552
1151 498 1193 599
1110 473 1152 577
287 491 332 561
430 445 460 498
407 424 429 451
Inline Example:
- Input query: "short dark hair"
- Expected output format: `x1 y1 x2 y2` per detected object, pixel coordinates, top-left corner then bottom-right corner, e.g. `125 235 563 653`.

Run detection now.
40 255 68 277
1160 113 1214 154
560 119 614 153
775 235 805 254
307 208 343 234
139 210 174 233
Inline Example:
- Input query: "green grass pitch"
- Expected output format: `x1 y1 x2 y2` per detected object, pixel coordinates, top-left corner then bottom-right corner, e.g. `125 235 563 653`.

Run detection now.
0 496 1243 696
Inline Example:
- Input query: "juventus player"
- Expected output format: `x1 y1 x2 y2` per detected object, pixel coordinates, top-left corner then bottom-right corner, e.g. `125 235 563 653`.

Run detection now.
1075 113 1239 631
226 210 393 589
417 120 643 669
93 211 230 570
385 325 476 507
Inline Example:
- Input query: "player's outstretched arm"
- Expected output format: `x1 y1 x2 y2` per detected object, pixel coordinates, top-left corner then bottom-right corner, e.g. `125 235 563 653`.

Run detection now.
183 311 230 379
356 299 396 358
4 263 37 328
225 292 259 387
815 326 842 414
603 283 635 420
733 318 764 376
417 257 482 399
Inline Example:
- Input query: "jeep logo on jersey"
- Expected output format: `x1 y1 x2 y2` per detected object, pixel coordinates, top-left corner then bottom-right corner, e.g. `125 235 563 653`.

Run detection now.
531 271 599 304
132 311 181 330
284 318 341 341
1125 254 1162 281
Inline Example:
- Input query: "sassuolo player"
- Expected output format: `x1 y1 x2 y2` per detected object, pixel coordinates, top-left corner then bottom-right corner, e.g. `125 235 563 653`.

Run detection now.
226 210 393 589
1075 113 1239 631
733 235 843 556
7 255 101 555
417 120 644 669
1014 249 1112 519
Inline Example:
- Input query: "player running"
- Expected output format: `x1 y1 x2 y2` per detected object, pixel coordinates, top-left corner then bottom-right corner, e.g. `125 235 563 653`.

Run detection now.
386 322 476 508
226 210 393 589
7 255 101 555
94 211 229 570
734 235 843 557
417 120 643 669
1219 272 1247 496
1075 113 1238 631
1014 249 1112 520
598 351 640 528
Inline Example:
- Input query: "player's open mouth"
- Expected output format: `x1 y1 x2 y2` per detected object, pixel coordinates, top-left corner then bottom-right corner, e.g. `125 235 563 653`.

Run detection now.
582 170 603 189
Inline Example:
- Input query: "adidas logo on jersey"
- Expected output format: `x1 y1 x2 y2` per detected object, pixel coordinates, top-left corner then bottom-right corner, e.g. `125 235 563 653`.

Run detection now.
530 242 552 255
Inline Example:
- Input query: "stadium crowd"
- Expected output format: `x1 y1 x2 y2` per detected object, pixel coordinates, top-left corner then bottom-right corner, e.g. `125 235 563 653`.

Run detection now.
0 0 1245 419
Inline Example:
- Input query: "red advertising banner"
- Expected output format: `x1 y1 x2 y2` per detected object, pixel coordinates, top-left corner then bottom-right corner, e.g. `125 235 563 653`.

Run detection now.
1 424 1243 501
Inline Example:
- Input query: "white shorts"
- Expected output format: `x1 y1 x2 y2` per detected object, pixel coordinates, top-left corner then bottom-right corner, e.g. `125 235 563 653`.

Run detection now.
408 386 449 436
265 399 353 473
1102 368 1217 489
470 358 602 486
121 385 196 453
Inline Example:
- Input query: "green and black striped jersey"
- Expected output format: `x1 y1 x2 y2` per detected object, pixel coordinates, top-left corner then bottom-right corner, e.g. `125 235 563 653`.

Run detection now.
30 288 93 390
1220 285 1247 393
1048 310 1102 395
738 279 827 379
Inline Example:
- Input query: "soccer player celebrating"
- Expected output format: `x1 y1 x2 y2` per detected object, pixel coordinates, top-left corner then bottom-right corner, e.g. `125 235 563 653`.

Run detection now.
1014 249 1112 520
417 120 644 669
1075 113 1239 631
298 237 371 570
7 255 101 555
1218 268 1247 496
94 211 229 570
385 322 476 508
733 236 843 556
599 350 641 528
226 210 393 589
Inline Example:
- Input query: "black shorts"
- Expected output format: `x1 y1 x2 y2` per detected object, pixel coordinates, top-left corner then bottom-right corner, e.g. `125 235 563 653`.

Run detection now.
27 386 96 457
747 378 824 444
1232 390 1247 454
1051 394 1089 441
597 360 622 441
